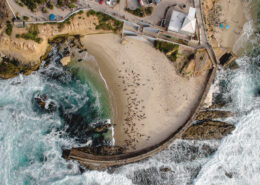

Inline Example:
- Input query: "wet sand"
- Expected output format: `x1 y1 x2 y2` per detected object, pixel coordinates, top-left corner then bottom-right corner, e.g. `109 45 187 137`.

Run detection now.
81 34 209 152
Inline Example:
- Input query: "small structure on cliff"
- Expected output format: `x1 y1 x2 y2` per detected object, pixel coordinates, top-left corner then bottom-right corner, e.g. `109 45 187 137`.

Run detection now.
14 20 25 28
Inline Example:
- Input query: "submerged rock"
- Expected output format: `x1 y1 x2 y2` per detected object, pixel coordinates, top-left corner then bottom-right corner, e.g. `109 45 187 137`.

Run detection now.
86 123 112 133
195 110 233 120
159 167 172 172
182 120 235 140
34 94 57 113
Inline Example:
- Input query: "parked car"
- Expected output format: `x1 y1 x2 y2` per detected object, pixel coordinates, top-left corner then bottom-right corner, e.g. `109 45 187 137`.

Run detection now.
138 0 144 6
99 0 104 4
106 0 111 5
147 0 153 4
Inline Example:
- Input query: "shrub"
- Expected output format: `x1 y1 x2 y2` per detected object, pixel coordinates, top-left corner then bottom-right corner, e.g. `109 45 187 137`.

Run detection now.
21 0 37 11
5 21 13 36
125 8 145 17
126 7 153 17
154 40 178 53
42 7 48 13
87 10 96 17
68 3 75 8
47 2 54 9
78 10 83 14
20 25 42 43
23 16 29 21
57 0 65 6
145 7 153 15
18 2 24 7
154 40 179 62
94 12 123 32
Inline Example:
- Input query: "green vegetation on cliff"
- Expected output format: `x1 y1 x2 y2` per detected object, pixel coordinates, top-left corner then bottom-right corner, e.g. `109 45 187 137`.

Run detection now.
125 7 153 17
16 24 42 43
182 120 235 140
154 40 179 62
5 21 13 36
195 110 232 120
18 0 77 11
87 10 123 33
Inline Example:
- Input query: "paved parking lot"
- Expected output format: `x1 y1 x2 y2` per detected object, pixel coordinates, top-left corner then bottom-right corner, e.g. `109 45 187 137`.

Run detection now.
126 0 140 10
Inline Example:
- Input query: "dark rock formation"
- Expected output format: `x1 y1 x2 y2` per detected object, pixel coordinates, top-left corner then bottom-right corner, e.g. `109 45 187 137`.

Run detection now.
195 110 232 120
0 57 40 79
159 167 172 172
219 52 238 70
225 171 233 178
86 123 112 133
168 141 217 163
181 120 235 140
34 94 57 113
69 145 125 156
254 87 260 97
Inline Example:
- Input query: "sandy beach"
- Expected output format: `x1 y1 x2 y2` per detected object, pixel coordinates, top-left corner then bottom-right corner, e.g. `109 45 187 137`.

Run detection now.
81 34 209 152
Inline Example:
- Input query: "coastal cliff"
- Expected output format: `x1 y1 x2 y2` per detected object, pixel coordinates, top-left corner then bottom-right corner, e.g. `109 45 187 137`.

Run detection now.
0 9 122 78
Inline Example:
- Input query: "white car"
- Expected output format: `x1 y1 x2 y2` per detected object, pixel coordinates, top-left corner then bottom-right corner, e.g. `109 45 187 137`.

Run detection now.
106 0 111 6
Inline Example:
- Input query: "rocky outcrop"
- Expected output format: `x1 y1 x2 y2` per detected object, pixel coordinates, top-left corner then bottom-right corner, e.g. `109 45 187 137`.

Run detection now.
60 56 71 66
0 57 40 79
181 59 196 77
218 52 239 69
34 94 57 113
195 110 232 120
67 145 125 157
181 120 235 140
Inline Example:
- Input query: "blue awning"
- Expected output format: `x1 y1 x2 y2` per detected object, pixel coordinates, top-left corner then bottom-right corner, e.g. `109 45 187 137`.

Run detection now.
49 14 56 21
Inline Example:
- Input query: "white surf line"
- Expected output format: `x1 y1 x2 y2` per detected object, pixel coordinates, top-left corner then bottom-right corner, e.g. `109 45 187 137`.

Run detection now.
98 68 109 91
111 126 115 146
98 65 116 146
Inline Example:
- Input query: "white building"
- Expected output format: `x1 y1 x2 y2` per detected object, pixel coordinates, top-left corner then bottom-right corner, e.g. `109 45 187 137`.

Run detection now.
168 7 197 36
168 11 186 33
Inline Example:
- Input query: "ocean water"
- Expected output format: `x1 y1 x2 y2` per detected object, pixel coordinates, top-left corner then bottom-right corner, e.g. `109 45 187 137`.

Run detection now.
0 47 114 185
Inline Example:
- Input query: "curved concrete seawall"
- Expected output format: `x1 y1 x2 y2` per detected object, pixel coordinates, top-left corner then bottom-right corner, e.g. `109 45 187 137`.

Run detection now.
65 65 217 170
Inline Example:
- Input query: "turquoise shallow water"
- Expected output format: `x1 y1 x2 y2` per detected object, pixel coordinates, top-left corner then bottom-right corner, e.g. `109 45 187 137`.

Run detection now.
0 46 115 184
